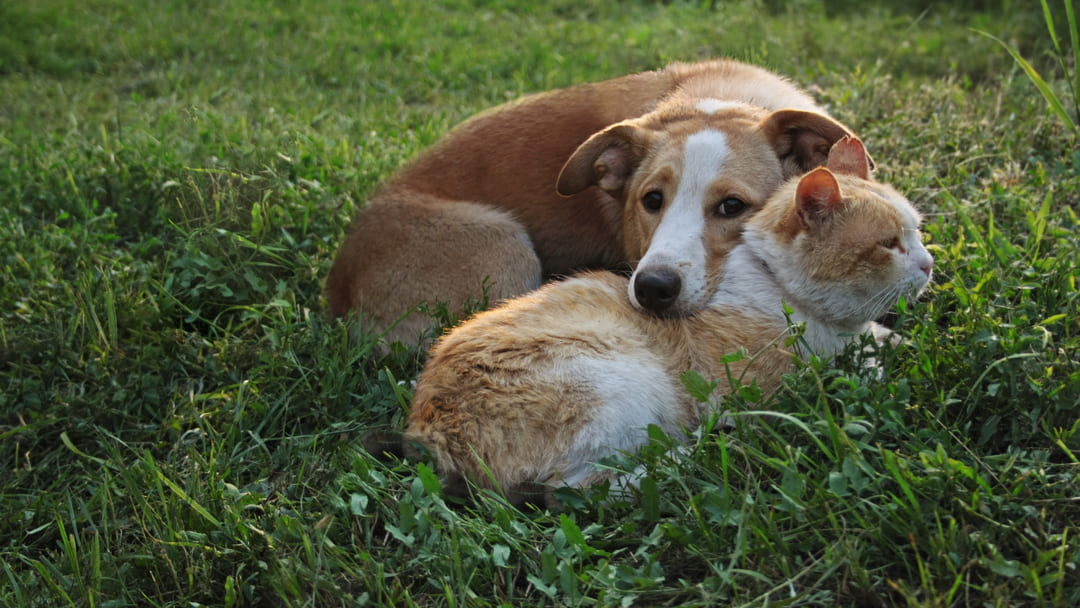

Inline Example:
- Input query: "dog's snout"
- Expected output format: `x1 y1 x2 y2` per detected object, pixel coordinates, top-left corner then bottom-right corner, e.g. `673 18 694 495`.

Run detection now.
634 269 682 314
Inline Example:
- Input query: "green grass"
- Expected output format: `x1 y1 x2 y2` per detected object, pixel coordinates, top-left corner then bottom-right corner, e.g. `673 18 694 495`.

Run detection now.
2 0 1078 606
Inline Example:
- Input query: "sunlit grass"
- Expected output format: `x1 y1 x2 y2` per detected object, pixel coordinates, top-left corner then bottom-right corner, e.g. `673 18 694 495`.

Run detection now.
1 1 1078 606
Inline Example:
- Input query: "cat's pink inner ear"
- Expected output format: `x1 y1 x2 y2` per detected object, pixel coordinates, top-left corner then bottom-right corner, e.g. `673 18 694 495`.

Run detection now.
826 136 870 180
796 167 842 218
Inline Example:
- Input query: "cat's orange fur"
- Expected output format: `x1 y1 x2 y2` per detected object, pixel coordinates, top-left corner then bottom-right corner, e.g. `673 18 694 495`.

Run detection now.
403 138 932 504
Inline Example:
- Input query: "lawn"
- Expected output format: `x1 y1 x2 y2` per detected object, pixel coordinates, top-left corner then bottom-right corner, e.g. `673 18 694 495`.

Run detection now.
1 0 1078 606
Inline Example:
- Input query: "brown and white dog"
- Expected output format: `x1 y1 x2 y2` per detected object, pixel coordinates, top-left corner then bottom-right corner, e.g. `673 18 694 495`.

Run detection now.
326 59 870 347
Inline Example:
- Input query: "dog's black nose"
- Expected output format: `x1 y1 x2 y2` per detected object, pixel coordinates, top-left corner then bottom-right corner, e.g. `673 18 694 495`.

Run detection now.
634 269 681 313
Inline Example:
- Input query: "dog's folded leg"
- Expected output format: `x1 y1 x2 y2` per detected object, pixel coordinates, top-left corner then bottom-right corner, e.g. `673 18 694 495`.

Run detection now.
326 192 542 350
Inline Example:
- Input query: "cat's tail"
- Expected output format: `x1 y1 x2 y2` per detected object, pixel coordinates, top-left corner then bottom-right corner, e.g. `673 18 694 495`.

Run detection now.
361 429 410 461
361 430 559 510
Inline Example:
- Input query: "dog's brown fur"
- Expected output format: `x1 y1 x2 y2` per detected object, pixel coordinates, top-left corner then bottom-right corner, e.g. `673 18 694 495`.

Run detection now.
326 59 865 347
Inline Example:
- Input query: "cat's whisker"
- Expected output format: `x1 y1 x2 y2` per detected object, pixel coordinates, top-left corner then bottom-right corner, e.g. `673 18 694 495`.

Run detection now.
850 285 893 317
854 282 911 320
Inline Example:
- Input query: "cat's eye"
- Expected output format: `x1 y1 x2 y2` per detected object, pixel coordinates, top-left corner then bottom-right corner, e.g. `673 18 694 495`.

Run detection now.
642 190 664 213
880 236 902 250
714 197 748 217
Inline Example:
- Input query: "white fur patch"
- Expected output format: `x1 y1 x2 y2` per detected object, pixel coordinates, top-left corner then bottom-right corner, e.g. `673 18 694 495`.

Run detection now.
695 98 742 115
630 129 730 312
557 353 681 488
881 187 934 287
708 244 779 311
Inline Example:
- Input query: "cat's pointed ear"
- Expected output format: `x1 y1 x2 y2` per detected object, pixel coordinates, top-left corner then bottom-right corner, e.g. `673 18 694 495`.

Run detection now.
557 123 651 196
826 136 871 179
796 167 843 222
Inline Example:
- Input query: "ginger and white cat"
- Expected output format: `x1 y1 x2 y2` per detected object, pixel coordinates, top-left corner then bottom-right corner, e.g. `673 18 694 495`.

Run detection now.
402 137 932 505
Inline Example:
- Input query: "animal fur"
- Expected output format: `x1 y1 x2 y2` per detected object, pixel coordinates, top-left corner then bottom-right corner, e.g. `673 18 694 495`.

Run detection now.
402 137 932 505
326 59 868 347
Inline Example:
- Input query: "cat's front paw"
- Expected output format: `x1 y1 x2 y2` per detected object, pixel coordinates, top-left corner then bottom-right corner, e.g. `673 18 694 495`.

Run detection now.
858 322 896 381
869 321 899 346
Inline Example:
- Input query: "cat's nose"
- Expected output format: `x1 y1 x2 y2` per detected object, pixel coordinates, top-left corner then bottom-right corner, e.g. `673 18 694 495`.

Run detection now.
918 255 933 277
634 268 682 313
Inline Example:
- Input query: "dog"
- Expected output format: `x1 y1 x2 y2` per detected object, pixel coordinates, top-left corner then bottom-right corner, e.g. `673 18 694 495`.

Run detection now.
326 59 871 347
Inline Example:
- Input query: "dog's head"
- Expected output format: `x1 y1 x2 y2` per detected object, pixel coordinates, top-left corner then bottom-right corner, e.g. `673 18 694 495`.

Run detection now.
557 99 867 316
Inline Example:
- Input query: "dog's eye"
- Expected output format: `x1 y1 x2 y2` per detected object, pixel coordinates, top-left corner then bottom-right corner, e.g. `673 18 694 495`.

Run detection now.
641 191 664 213
714 197 748 217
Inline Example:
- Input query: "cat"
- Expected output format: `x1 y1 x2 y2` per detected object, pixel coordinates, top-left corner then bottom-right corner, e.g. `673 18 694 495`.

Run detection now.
400 137 933 506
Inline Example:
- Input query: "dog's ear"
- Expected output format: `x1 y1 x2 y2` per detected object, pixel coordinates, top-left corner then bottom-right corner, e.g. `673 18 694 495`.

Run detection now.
761 110 875 178
557 123 647 196
826 136 871 180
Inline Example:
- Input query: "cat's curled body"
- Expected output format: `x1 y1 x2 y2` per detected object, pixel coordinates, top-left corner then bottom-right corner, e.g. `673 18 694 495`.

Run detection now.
404 138 933 500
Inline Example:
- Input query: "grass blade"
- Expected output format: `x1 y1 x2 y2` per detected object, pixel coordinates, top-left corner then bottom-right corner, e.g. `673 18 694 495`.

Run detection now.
26 558 77 607
149 454 223 528
1027 188 1054 260
1043 0 1080 126
1041 0 1060 54
978 29 1077 131
2 561 26 606
1066 0 1080 120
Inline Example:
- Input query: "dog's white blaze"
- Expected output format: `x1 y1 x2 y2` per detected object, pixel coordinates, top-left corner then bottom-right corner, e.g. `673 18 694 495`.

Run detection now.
695 98 742 115
630 129 729 311
557 353 681 488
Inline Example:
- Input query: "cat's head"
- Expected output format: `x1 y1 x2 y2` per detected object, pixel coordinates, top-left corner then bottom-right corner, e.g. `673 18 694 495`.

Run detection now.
745 137 934 329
